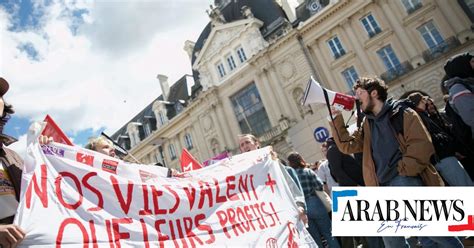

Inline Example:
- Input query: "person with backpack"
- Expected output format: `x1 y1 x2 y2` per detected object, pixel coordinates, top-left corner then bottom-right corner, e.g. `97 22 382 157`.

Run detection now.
287 152 340 248
328 76 456 248
407 92 473 186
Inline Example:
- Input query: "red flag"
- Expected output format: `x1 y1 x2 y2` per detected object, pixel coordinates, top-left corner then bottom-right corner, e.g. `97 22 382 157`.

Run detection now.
41 115 73 146
180 148 202 172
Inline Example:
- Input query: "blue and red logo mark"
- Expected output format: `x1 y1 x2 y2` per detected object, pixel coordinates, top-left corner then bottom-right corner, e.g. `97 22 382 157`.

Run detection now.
449 215 474 231
333 189 474 232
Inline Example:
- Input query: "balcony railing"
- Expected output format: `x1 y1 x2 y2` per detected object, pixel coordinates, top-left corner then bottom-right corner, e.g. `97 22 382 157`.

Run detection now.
334 51 346 59
368 28 382 38
380 61 414 83
258 118 291 145
422 36 461 63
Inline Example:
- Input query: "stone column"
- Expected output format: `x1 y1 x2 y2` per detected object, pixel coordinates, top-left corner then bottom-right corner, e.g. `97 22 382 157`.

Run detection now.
255 71 279 125
377 0 418 61
435 0 466 34
174 135 183 157
195 118 208 160
266 66 295 120
209 105 230 151
434 0 472 42
221 97 243 149
341 18 377 73
196 111 212 160
308 41 337 88
215 102 234 150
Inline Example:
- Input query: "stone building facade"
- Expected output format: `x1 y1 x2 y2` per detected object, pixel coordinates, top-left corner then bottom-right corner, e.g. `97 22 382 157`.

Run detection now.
112 0 474 169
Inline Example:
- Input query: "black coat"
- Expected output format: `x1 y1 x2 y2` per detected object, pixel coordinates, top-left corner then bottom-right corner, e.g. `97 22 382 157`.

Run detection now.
326 140 364 186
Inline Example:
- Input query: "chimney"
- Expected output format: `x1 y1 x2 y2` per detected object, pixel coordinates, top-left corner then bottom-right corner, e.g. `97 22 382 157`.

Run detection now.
157 74 170 101
184 40 196 61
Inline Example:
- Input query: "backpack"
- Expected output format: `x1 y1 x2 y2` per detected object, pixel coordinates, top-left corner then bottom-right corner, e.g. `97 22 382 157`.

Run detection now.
388 99 413 136
389 100 455 161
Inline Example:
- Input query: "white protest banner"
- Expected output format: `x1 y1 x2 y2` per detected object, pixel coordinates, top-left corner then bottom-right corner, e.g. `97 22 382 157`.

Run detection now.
15 138 316 247
332 187 474 236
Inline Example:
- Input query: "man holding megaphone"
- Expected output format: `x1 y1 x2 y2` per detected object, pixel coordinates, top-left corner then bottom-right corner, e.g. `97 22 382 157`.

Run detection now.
311 76 463 248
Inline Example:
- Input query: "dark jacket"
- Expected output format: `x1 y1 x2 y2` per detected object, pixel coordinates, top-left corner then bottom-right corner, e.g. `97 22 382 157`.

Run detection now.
417 111 456 160
326 139 364 186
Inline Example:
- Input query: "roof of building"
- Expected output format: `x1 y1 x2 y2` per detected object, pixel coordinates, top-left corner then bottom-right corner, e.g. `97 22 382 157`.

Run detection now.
190 0 289 93
295 0 330 23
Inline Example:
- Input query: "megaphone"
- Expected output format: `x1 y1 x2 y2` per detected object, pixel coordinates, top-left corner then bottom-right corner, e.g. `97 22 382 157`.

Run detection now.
302 77 355 111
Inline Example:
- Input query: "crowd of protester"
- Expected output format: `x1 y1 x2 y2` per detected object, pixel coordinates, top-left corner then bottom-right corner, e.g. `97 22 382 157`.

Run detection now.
291 52 472 247
0 52 473 247
237 52 473 247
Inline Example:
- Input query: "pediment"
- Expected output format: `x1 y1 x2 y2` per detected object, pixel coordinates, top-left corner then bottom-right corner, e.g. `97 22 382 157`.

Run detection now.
193 18 263 68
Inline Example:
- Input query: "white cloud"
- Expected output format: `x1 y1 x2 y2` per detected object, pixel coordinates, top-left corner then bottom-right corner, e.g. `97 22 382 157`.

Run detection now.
80 1 210 57
0 0 211 136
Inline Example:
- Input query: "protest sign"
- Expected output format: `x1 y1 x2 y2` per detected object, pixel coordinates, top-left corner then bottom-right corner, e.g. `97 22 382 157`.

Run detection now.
16 140 315 247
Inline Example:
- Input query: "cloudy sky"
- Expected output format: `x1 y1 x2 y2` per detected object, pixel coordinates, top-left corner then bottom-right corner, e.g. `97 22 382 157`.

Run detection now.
0 0 211 155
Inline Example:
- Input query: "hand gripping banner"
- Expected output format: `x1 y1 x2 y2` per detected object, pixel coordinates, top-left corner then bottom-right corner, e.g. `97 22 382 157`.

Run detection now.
15 131 316 247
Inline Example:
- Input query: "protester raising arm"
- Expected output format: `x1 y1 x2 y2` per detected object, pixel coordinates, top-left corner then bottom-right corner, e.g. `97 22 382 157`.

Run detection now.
328 108 364 155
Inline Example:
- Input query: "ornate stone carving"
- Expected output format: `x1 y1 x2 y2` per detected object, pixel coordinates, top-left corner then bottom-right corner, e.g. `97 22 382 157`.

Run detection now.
201 114 213 133
210 138 221 156
278 59 296 80
247 28 268 55
207 5 226 26
206 27 243 58
198 70 211 91
241 5 254 18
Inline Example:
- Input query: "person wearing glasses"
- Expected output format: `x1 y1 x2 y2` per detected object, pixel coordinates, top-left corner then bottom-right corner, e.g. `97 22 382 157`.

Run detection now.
328 76 463 248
